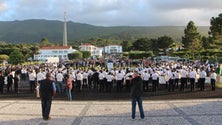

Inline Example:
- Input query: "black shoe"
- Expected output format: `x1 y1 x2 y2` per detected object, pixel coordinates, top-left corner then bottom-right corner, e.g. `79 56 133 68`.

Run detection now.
43 117 51 121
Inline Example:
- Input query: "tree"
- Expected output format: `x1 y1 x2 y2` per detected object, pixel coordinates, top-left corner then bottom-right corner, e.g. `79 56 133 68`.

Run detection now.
182 21 202 59
81 51 91 59
132 38 151 51
209 13 222 49
40 37 49 47
121 40 132 51
202 36 210 49
157 35 174 54
0 54 9 63
150 39 159 55
68 51 83 60
29 45 40 58
8 49 24 65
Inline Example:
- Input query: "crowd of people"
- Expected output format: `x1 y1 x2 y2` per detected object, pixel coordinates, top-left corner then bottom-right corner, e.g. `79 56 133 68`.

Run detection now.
0 58 219 98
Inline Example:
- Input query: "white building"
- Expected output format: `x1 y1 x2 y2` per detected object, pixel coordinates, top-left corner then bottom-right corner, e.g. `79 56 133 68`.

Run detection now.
104 45 122 54
34 46 75 62
79 43 103 57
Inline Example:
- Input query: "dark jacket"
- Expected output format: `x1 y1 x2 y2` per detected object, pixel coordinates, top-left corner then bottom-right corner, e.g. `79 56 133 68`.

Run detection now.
39 79 54 100
131 75 143 98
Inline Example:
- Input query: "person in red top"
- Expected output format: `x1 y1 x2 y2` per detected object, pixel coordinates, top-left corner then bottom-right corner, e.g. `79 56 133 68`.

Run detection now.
65 74 72 101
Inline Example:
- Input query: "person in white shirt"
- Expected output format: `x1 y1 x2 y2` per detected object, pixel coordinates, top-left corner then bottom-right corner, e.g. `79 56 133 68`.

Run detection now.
189 68 196 91
76 71 83 92
106 72 114 92
168 69 175 92
21 67 27 81
99 70 105 92
56 71 64 93
29 70 36 92
116 70 124 92
151 70 159 92
180 68 188 91
199 67 207 91
142 70 150 92
37 69 45 83
82 70 88 89
125 70 133 92
174 70 180 89
210 70 217 91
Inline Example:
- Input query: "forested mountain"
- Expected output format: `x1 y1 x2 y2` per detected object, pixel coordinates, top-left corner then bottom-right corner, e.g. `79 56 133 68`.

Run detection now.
0 19 209 44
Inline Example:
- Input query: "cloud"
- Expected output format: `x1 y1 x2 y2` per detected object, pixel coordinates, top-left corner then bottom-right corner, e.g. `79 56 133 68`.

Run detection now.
0 0 222 26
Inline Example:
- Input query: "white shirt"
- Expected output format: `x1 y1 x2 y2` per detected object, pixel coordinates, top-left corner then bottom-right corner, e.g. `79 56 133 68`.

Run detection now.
142 72 150 81
83 72 88 79
106 74 114 82
56 73 64 82
180 69 188 78
37 72 45 81
210 72 217 80
76 73 83 80
99 73 104 80
29 72 36 81
189 70 196 78
199 71 207 78
116 72 124 80
152 73 159 80
125 72 133 80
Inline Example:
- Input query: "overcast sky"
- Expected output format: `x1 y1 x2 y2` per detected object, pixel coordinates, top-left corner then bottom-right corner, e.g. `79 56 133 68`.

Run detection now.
0 0 222 26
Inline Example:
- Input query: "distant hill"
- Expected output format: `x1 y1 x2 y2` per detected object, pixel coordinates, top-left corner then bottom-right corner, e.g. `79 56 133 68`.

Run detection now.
0 19 210 44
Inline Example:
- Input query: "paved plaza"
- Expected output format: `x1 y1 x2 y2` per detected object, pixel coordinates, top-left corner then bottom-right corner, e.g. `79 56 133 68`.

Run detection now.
0 99 222 125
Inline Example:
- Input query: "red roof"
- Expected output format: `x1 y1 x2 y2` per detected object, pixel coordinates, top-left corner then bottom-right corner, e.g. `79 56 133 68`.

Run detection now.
41 46 72 50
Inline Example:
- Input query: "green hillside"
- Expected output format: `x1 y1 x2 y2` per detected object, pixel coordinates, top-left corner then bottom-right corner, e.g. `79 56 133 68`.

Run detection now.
0 19 209 44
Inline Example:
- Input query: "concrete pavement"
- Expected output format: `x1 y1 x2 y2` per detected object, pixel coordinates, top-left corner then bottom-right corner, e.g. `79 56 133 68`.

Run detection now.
0 99 222 125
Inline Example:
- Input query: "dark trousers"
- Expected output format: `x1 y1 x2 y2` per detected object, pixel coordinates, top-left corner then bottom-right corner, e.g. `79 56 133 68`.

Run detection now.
116 80 122 92
106 81 112 92
199 78 205 91
143 80 149 91
41 98 52 119
0 83 4 93
168 79 175 92
190 78 195 91
152 80 158 92
175 78 179 88
180 78 187 91
82 79 87 88
125 80 131 92
211 79 216 91
76 80 82 92
99 79 104 92
29 81 36 92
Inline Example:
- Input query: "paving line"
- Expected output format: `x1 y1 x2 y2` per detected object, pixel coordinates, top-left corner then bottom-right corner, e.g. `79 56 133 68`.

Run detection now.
72 101 92 125
167 101 202 125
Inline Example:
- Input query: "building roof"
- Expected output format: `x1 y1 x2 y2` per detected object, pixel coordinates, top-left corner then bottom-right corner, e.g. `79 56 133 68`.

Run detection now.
80 43 94 46
41 46 72 50
105 44 121 47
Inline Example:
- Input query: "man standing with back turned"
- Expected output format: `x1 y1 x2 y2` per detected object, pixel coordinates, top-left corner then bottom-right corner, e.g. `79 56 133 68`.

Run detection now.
131 70 145 119
39 72 56 121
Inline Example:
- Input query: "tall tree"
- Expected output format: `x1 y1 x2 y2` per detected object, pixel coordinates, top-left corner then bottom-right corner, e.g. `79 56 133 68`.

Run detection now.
40 37 49 47
8 49 24 65
157 35 174 54
202 36 210 49
209 13 222 48
132 38 151 51
121 40 132 52
150 39 159 55
182 21 202 59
